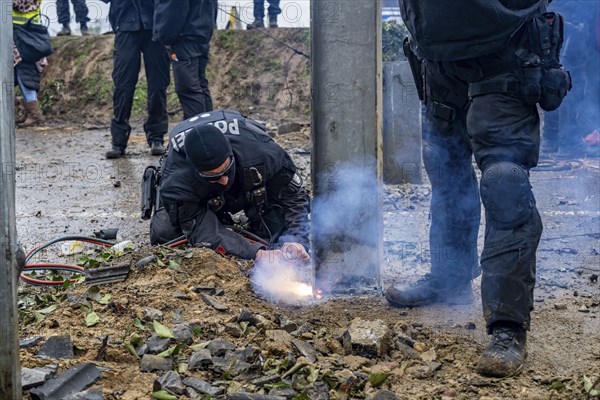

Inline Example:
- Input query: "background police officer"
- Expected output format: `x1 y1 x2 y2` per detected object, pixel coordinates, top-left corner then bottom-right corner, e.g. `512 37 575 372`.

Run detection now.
153 0 217 119
103 0 171 159
150 109 310 262
385 0 569 377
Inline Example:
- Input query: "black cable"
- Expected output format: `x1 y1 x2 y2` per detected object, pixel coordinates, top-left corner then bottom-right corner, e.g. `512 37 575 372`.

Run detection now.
259 216 274 248
217 5 310 59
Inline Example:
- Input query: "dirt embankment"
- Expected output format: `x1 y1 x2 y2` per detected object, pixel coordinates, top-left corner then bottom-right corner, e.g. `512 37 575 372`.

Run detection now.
33 28 310 127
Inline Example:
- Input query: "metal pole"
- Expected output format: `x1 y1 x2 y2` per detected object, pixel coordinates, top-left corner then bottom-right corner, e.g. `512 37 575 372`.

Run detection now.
311 0 383 294
0 0 23 398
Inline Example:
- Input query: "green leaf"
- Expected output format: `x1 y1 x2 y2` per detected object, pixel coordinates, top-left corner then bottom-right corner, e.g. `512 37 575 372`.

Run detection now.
292 394 309 400
168 260 181 269
37 304 58 315
264 382 290 390
98 294 112 305
152 390 178 400
130 333 144 346
157 344 183 358
189 341 210 352
124 343 139 359
85 312 100 327
584 375 600 397
157 258 166 267
368 372 390 388
549 380 565 391
133 318 146 331
306 366 319 383
153 320 174 338
86 286 101 301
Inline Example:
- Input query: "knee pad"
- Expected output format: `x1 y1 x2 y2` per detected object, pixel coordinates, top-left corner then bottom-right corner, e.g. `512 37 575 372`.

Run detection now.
480 162 533 229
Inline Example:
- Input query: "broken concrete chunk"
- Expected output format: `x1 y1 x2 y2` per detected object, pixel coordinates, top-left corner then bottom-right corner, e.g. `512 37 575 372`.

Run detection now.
200 293 229 311
371 390 399 400
188 349 212 371
140 355 173 372
291 339 318 363
153 371 186 395
147 335 171 354
172 290 191 301
143 307 163 322
20 336 43 348
134 255 156 268
237 308 259 326
300 382 329 400
172 324 194 344
207 338 236 357
269 387 299 398
225 394 286 400
251 373 282 386
224 322 244 337
266 330 294 345
278 315 299 333
37 335 74 359
29 363 102 400
62 389 104 400
182 377 224 396
343 319 392 358
21 366 55 390
184 387 202 400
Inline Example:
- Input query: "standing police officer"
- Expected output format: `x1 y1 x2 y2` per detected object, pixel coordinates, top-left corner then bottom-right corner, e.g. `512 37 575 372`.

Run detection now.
153 0 217 119
386 0 571 377
150 109 310 261
103 0 171 159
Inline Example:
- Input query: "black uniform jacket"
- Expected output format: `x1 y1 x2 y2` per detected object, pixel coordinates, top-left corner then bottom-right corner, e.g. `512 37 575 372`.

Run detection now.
159 110 310 259
153 0 216 47
399 0 548 61
101 0 155 32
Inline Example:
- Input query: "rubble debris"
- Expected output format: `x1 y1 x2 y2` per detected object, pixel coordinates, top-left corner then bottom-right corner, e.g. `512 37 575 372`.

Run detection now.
207 338 236 356
182 377 224 396
225 394 286 400
29 363 101 400
93 228 118 240
153 371 186 395
172 324 194 344
291 339 318 363
147 335 171 354
188 349 212 371
343 319 392 358
20 336 43 348
21 364 57 390
134 255 157 268
37 335 74 359
370 390 399 400
143 307 163 322
238 308 260 326
140 355 173 372
84 262 130 285
62 389 104 400
554 303 568 310
201 293 229 311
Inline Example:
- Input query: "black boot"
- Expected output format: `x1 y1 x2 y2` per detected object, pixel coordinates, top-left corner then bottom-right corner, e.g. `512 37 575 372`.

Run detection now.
385 274 472 307
247 18 264 29
150 142 165 156
57 24 71 36
269 15 278 28
477 323 527 377
106 147 125 159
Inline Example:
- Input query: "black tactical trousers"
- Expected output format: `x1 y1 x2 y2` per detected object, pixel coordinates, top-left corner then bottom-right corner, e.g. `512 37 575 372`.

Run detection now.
253 0 281 19
172 50 213 120
110 30 170 150
423 58 543 332
56 0 89 25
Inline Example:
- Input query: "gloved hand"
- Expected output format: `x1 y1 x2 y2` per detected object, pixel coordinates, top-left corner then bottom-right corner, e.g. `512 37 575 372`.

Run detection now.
255 242 310 264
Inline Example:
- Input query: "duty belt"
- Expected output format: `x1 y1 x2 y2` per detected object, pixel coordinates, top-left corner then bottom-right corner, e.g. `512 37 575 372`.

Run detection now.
468 80 520 98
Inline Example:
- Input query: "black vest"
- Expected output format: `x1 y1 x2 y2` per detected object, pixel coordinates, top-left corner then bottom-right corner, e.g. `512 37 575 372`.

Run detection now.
400 0 548 61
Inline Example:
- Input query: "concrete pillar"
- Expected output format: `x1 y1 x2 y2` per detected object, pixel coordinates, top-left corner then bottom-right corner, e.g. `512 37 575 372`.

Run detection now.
382 61 422 184
311 0 383 294
0 0 23 398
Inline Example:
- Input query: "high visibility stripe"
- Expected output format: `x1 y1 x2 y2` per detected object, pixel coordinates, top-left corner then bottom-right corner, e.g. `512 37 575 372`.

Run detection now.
13 10 41 25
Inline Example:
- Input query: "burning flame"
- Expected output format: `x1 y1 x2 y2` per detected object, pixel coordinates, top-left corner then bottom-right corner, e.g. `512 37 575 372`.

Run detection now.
288 282 314 297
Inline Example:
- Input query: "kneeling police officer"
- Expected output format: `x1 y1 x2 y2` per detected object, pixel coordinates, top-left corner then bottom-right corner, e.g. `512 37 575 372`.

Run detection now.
148 109 310 262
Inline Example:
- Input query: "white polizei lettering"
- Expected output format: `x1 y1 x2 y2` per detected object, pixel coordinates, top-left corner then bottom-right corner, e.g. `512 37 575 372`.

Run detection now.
229 119 240 135
189 116 199 122
200 113 211 118
212 120 228 134
171 129 190 152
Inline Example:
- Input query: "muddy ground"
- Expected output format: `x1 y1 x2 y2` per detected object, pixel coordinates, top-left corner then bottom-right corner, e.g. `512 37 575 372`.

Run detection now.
13 30 600 399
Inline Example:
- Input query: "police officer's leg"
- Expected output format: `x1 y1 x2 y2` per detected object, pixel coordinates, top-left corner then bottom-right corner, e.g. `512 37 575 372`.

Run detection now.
253 0 266 21
56 0 71 26
386 62 480 307
150 208 183 245
71 0 89 26
467 74 542 333
267 0 281 19
110 31 143 151
197 47 213 112
141 30 170 146
172 56 206 120
468 73 542 377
